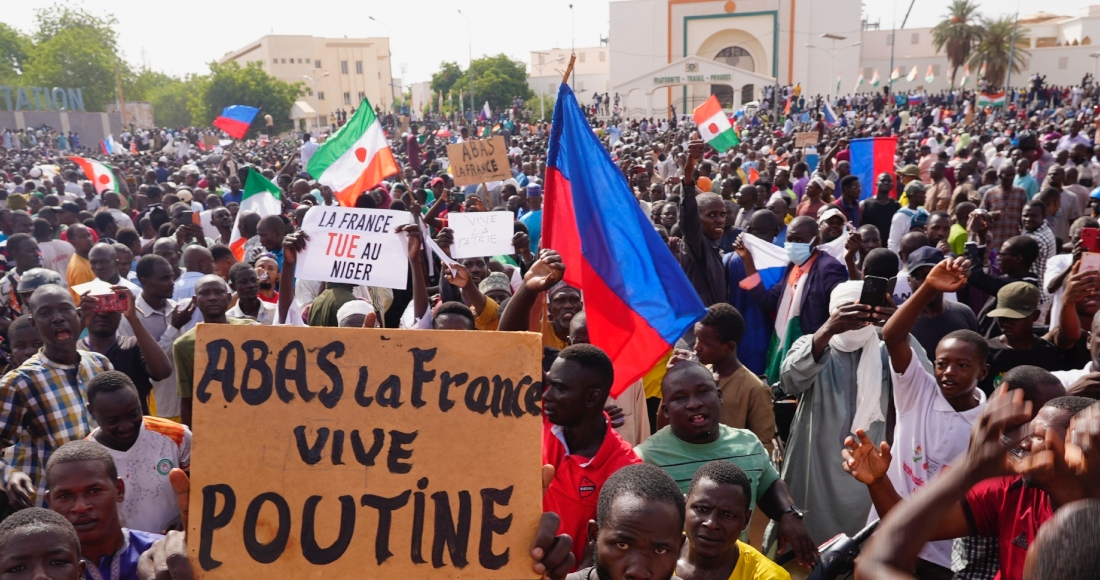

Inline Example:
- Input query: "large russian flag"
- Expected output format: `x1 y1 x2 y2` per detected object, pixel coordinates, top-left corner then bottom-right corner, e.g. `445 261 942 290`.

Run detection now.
543 83 705 397
213 105 260 140
849 137 897 200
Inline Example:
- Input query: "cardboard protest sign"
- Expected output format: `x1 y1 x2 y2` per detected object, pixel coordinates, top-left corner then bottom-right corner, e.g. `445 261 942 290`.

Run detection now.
189 325 544 579
449 211 515 259
446 137 511 186
794 132 818 148
296 206 412 289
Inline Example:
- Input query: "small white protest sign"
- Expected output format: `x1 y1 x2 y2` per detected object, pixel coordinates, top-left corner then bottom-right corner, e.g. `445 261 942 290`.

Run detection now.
296 206 412 289
448 210 514 259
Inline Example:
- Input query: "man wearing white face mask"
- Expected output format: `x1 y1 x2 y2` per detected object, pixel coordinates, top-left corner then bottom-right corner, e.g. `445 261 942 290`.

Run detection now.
732 215 849 383
764 249 931 549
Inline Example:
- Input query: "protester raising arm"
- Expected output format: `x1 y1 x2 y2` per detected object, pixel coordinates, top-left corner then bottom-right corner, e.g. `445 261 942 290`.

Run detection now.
279 230 307 325
1049 261 1100 350
678 140 706 258
423 190 450 230
498 250 565 332
854 386 1034 579
882 256 970 373
394 223 430 324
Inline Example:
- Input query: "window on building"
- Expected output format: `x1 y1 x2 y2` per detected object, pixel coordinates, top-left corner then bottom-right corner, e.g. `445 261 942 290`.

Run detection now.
318 92 325 100
599 51 606 62
886 34 893 46
1058 56 1069 69
356 60 363 74
272 59 277 64
305 88 312 96
911 32 919 44
298 58 303 63
315 60 321 68
538 53 545 65
281 58 287 63
579 52 586 63
340 61 348 74
714 46 754 72
358 91 365 101
343 92 351 105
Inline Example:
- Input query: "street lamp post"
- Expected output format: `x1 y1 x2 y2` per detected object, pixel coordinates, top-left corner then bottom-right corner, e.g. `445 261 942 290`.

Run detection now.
369 16 398 112
457 9 475 124
532 52 566 121
805 35 861 96
303 71 330 131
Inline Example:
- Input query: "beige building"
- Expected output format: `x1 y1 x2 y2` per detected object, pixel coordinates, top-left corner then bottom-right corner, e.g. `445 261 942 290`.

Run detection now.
528 46 612 118
219 35 395 131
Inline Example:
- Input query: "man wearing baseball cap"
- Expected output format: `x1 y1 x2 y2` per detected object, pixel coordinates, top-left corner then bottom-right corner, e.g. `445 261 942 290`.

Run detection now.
903 247 978 357
982 281 1064 393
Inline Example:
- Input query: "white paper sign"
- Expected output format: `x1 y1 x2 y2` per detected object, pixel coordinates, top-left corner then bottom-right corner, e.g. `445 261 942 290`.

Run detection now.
296 206 412 289
449 211 514 259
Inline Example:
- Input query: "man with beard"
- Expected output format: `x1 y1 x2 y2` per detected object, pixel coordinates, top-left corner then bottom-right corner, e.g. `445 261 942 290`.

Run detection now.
0 284 112 509
677 461 791 580
564 463 685 580
635 360 817 568
542 344 640 572
817 206 846 244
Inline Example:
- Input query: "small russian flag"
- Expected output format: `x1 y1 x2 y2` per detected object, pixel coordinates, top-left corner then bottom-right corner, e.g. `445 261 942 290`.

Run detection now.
823 102 839 127
908 93 922 106
740 233 788 290
478 101 492 122
213 105 260 140
849 137 898 200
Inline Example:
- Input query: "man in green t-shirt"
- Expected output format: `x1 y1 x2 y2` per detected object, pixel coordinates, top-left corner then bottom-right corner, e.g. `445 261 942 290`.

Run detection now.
634 360 818 568
173 274 256 428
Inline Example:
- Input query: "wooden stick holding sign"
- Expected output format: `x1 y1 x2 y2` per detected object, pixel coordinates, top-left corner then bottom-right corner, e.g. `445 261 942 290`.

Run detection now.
188 325 544 579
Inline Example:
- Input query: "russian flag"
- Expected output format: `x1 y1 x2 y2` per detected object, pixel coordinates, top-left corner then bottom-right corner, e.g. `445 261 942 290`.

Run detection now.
822 102 839 127
741 233 788 290
478 101 492 122
543 83 706 396
908 93 922 106
213 105 260 140
100 140 112 155
848 137 897 200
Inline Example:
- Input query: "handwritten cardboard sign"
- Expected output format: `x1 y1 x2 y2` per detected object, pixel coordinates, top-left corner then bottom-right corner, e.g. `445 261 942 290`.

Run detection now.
449 211 515 259
794 132 818 148
189 325 544 579
296 206 412 289
446 137 511 186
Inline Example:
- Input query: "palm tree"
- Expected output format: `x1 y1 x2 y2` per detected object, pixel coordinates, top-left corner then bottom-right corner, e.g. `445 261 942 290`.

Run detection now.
931 0 981 87
968 16 1030 88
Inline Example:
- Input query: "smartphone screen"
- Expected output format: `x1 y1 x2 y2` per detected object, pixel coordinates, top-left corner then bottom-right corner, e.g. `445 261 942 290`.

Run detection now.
1081 252 1100 274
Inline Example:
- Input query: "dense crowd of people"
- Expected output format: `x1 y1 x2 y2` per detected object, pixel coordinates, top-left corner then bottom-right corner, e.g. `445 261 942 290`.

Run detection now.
0 74 1097 580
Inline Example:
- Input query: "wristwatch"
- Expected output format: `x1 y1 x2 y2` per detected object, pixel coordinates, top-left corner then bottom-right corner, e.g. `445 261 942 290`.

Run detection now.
779 506 805 519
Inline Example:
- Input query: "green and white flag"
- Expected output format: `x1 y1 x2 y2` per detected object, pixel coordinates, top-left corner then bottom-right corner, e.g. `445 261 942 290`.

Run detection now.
693 95 740 152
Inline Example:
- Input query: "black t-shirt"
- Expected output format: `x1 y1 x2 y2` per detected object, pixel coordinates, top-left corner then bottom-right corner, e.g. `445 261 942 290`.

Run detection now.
911 300 979 358
983 336 1067 395
860 198 901 242
79 335 155 414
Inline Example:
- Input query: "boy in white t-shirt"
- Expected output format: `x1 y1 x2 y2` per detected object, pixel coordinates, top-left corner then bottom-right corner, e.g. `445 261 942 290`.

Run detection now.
85 371 191 535
856 256 988 574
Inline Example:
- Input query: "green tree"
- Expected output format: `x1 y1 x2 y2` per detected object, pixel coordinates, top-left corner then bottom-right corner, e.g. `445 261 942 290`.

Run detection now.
430 61 465 98
526 94 555 121
195 60 304 137
969 16 1029 88
22 5 125 111
23 25 124 111
0 23 31 84
931 0 981 87
469 54 532 113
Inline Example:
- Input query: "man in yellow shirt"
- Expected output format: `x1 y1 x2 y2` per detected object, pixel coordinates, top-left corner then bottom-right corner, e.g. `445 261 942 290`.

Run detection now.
678 460 793 580
65 224 96 300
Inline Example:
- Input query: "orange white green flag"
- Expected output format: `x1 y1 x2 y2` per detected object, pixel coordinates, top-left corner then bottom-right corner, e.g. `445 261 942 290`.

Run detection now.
306 97 399 206
67 156 118 194
693 95 740 152
229 167 282 261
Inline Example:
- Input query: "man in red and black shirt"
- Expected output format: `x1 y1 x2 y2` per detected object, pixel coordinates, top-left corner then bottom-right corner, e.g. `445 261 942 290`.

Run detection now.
542 343 640 571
